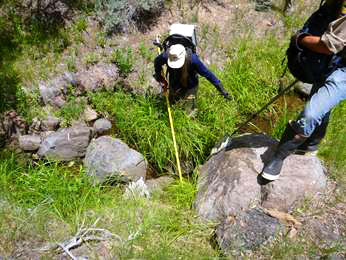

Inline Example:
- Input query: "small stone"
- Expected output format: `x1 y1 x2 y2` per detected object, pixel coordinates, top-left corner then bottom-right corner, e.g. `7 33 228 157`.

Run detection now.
19 135 42 151
93 118 112 134
41 116 60 131
84 106 98 122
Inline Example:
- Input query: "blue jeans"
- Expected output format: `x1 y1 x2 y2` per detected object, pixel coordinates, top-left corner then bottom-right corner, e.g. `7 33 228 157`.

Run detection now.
291 67 346 137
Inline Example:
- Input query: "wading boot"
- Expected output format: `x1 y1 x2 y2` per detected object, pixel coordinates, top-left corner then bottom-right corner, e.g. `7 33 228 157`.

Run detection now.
261 123 308 181
295 120 328 155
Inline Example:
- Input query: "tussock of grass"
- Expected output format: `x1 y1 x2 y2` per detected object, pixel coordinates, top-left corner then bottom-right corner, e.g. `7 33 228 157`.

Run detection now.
89 36 290 173
0 152 114 220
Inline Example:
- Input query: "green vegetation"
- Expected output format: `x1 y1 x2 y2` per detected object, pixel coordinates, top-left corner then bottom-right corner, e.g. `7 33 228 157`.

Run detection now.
0 0 345 258
110 47 135 76
95 0 164 34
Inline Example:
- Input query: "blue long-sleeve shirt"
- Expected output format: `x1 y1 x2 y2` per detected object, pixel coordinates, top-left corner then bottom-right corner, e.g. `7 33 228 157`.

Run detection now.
154 51 223 93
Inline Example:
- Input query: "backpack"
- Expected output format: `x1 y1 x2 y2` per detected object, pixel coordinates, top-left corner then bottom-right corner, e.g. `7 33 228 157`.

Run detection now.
162 24 197 53
286 1 343 84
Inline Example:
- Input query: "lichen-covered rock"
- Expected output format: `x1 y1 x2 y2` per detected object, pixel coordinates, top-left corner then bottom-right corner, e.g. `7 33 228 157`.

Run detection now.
194 133 327 253
93 118 112 135
216 208 284 254
83 106 98 122
38 126 93 161
41 116 60 131
84 136 147 185
75 63 119 92
19 135 41 151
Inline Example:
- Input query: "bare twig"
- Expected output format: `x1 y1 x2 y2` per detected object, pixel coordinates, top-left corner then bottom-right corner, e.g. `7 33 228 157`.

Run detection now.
36 218 123 259
58 243 77 260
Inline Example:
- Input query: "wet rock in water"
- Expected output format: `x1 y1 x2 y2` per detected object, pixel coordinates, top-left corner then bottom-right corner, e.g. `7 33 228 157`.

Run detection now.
194 133 327 253
38 126 93 161
84 136 147 185
93 118 112 135
216 207 284 254
19 135 41 151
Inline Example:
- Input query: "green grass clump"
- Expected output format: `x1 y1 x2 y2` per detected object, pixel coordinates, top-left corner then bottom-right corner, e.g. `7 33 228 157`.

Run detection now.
0 150 217 258
0 151 114 221
89 36 290 173
319 102 346 186
89 90 235 173
110 47 134 76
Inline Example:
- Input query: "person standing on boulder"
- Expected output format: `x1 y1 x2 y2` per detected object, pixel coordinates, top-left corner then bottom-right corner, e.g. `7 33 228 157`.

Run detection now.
261 0 346 181
154 44 231 117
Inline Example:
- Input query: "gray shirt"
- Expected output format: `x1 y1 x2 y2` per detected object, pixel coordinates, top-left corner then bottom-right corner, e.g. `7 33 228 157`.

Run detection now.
321 15 346 58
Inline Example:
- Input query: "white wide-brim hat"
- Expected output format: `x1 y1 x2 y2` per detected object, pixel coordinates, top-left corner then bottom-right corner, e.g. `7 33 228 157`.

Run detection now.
167 44 186 69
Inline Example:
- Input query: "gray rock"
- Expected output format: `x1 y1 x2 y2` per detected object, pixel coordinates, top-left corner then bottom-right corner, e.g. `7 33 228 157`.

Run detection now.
195 134 273 221
28 117 41 134
83 106 98 122
41 116 60 131
84 136 147 185
19 135 41 151
75 63 119 92
39 83 61 106
194 133 328 252
38 126 93 161
261 154 327 212
216 208 284 254
294 81 313 97
39 73 77 107
63 72 78 86
40 131 55 139
93 118 112 134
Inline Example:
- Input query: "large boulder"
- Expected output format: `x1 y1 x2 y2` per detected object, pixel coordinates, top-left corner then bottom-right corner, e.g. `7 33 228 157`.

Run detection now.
37 126 93 161
194 133 327 252
84 136 147 185
216 207 284 254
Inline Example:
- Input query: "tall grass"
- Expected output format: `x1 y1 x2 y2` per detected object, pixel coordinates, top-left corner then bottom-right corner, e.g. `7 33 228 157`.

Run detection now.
89 35 289 174
319 102 346 186
0 151 115 221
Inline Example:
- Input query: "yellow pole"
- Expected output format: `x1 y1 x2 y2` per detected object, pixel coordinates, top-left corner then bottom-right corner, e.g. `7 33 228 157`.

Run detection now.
157 44 183 182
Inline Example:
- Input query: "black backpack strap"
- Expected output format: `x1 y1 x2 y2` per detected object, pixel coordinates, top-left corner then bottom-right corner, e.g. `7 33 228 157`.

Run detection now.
320 0 325 8
163 34 196 53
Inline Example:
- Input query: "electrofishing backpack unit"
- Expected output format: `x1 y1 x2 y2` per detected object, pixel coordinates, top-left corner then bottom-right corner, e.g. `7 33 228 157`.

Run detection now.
286 0 343 84
162 23 197 53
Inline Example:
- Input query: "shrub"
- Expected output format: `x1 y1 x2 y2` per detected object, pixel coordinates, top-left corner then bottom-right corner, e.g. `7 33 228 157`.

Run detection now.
95 0 165 34
110 48 134 76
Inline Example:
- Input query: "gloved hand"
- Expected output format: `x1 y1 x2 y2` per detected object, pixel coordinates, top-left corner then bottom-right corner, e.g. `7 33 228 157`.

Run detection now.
223 92 232 101
217 83 232 101
153 73 165 83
